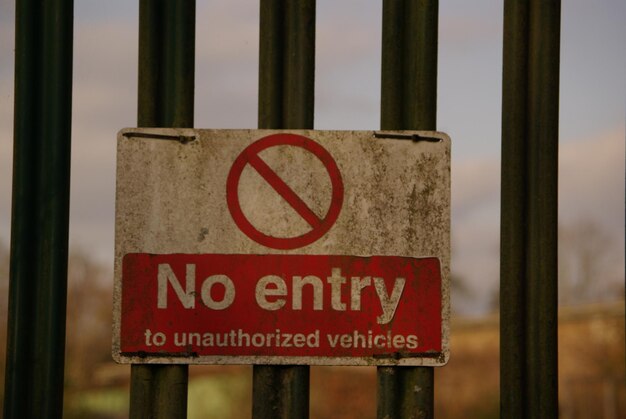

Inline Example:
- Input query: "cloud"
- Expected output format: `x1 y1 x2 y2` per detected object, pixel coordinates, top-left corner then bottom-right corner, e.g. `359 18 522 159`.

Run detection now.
450 155 500 313
452 157 500 218
67 20 138 264
193 1 259 128
559 127 625 233
0 16 138 259
0 1 623 312
439 1 502 47
0 24 14 240
449 125 625 313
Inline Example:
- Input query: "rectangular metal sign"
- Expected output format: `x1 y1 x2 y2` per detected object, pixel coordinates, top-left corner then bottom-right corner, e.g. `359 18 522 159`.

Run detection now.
113 129 450 366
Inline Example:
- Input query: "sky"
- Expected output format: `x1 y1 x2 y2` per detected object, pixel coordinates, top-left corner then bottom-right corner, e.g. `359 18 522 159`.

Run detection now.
0 0 624 314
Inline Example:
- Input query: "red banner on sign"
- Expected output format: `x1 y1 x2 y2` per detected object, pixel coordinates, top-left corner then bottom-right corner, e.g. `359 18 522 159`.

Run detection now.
119 254 442 363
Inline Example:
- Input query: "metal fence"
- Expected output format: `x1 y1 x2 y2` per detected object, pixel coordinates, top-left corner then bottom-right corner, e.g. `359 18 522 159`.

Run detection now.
3 0 560 418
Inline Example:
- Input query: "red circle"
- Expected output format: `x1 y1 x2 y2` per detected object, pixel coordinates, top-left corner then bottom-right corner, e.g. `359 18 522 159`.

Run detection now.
226 133 344 250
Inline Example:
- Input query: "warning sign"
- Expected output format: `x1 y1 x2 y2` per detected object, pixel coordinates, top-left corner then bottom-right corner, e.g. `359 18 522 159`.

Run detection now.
119 254 442 364
226 133 344 249
113 129 450 366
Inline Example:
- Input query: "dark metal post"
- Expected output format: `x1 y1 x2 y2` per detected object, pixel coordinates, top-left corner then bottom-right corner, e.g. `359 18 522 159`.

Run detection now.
129 1 195 418
3 0 74 418
526 1 560 415
252 1 315 418
257 0 315 130
500 1 530 416
501 1 560 417
378 1 438 418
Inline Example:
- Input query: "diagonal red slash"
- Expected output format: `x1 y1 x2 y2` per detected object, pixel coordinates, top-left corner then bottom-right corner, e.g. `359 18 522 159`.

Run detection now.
246 152 322 228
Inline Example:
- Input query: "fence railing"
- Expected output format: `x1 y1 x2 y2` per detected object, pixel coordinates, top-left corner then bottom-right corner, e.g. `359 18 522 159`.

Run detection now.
3 1 560 418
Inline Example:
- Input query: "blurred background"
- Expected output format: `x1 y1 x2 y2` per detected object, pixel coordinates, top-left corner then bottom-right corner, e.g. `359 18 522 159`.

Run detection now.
0 0 624 417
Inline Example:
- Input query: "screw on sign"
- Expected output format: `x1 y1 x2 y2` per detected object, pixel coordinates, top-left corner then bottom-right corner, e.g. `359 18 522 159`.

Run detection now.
226 133 344 249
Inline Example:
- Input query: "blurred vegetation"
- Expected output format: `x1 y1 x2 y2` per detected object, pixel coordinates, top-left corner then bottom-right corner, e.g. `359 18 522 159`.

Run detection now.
559 219 625 305
0 241 8 411
488 219 624 311
0 221 624 418
0 244 115 416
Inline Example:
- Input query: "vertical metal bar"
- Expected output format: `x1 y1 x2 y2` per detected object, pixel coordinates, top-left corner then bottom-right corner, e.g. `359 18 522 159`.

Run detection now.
379 1 438 418
137 0 195 128
163 0 196 127
3 1 41 416
258 0 315 130
526 0 560 416
381 0 437 130
501 1 560 417
35 1 74 415
377 367 434 419
500 1 530 417
253 1 315 418
4 0 74 418
129 1 195 418
130 365 190 419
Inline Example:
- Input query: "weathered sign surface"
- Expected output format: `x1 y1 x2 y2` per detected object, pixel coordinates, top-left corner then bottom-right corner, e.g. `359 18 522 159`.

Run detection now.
113 129 450 366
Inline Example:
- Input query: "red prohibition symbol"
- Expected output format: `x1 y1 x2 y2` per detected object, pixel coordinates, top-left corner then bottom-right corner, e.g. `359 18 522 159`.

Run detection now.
226 133 344 250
